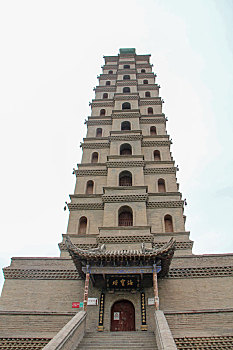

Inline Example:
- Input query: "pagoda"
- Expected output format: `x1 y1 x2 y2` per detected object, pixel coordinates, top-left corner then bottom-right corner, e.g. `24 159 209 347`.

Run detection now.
0 49 232 350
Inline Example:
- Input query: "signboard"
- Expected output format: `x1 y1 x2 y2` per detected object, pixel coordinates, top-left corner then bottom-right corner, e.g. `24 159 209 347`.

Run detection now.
98 293 105 331
148 298 155 306
141 292 147 330
87 298 98 306
107 275 140 290
114 312 120 320
72 302 84 308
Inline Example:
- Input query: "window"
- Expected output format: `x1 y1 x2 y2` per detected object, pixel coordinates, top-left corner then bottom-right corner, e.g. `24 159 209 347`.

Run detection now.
145 91 151 97
78 216 87 234
103 93 108 99
124 64 130 69
91 152 99 163
141 69 146 73
106 81 110 86
119 171 132 186
86 180 94 194
120 143 132 155
143 79 148 84
148 107 153 114
122 102 131 110
123 75 130 80
96 128 102 137
100 109 106 116
154 150 161 161
108 70 113 74
123 87 130 93
150 126 157 135
164 215 173 232
158 178 166 192
121 121 131 131
118 206 133 226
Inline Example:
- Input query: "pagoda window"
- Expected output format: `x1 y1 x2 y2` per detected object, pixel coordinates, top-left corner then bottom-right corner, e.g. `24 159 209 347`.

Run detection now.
118 206 133 226
122 102 131 110
119 171 132 186
96 128 102 137
100 109 106 116
164 215 173 232
123 75 130 80
148 107 153 114
145 91 151 97
91 152 99 163
108 70 113 74
123 87 130 93
106 81 110 86
124 64 130 69
103 93 108 99
143 79 148 84
150 126 157 135
120 143 132 155
121 121 131 131
141 69 146 73
158 178 166 192
86 180 94 194
78 216 87 234
154 150 161 161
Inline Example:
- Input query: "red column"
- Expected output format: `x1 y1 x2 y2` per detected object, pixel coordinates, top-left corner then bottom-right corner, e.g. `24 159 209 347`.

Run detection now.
83 267 90 312
153 264 159 310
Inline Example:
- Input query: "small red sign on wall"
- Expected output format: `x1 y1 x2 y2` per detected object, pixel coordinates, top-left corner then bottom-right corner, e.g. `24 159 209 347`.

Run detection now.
72 302 80 308
72 302 84 308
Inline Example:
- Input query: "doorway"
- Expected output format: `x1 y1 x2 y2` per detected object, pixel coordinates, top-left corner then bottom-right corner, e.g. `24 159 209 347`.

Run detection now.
111 300 135 331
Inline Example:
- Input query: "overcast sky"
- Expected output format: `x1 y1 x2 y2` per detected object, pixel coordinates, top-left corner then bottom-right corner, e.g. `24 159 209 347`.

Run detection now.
0 0 233 292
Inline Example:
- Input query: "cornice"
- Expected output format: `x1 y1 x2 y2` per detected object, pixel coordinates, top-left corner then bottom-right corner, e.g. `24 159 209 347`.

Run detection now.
97 235 154 244
109 134 143 141
140 118 165 124
167 265 233 279
137 73 156 78
138 84 159 90
144 167 176 174
95 86 116 92
87 120 112 126
136 63 152 68
117 69 137 74
102 194 148 203
147 200 184 208
139 99 162 106
68 203 104 210
75 169 107 177
102 64 118 69
90 101 114 107
116 80 137 86
98 74 117 80
3 268 81 280
114 94 139 101
142 140 171 147
107 160 145 168
80 142 110 149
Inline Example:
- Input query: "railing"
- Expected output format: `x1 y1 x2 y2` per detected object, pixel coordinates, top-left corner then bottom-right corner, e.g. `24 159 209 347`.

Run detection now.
119 220 133 226
154 310 177 350
43 311 86 350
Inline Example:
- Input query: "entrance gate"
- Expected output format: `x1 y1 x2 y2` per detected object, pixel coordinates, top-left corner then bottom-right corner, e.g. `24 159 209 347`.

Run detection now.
111 300 135 331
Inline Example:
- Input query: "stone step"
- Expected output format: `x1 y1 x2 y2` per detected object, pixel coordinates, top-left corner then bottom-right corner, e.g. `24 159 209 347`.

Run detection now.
77 331 158 350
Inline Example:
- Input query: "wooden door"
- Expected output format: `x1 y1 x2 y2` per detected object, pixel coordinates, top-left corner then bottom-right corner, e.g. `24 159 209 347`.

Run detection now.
111 300 135 331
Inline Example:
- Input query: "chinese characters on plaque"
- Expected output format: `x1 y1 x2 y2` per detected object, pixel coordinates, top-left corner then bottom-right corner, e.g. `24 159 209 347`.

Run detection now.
97 293 105 331
140 292 148 330
107 276 140 290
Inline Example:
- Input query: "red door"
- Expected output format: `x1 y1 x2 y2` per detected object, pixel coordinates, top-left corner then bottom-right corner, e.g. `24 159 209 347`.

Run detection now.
111 300 135 331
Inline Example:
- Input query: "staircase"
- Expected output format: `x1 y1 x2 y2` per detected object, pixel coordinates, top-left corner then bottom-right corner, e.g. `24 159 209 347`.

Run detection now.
77 331 158 350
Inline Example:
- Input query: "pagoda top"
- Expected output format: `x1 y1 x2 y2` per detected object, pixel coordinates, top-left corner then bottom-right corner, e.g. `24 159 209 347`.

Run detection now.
119 48 136 54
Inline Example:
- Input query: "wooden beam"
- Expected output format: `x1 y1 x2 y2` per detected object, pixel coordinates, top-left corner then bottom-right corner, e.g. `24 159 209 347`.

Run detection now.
153 264 159 310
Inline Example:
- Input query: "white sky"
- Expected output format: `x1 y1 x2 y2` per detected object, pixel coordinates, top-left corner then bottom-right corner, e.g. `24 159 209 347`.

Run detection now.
0 0 233 292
